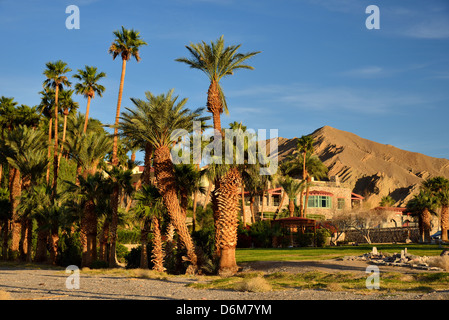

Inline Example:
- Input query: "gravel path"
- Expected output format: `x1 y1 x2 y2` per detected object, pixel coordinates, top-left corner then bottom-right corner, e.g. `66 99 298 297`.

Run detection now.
0 260 448 301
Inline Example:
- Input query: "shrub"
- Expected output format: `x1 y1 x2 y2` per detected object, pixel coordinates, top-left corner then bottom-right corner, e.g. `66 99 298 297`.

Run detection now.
192 226 215 258
297 232 314 247
248 220 273 248
90 259 109 269
237 276 272 292
316 228 331 247
57 232 82 267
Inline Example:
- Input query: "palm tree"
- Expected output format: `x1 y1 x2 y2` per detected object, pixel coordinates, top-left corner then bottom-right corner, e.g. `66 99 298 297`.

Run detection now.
64 130 112 264
108 26 147 267
176 37 259 275
422 177 449 242
406 190 438 243
132 184 165 270
43 60 72 199
119 89 209 274
293 135 315 216
108 26 147 167
73 65 106 133
301 154 328 217
1 125 47 260
278 176 305 217
379 195 395 207
176 35 259 134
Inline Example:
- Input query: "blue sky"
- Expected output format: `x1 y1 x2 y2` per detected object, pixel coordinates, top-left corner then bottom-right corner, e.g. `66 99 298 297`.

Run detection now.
1 0 448 161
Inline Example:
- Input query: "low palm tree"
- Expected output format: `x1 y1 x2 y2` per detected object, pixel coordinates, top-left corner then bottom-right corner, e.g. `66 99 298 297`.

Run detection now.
406 190 437 243
73 65 106 133
278 175 305 217
43 60 72 199
132 184 165 271
119 89 209 274
422 177 449 242
379 195 395 207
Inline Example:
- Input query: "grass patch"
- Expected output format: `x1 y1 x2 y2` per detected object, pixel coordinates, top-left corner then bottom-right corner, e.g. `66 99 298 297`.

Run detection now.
188 269 449 294
235 244 444 264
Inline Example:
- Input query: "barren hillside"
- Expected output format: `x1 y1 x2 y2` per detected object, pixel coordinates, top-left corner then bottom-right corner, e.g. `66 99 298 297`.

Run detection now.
267 126 449 207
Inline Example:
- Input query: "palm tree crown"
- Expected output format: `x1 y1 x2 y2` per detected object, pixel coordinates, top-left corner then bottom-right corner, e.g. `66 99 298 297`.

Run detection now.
108 26 147 61
73 66 106 99
176 35 260 115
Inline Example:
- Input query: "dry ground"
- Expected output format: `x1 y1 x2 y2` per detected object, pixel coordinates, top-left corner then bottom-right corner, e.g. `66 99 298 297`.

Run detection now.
0 258 448 301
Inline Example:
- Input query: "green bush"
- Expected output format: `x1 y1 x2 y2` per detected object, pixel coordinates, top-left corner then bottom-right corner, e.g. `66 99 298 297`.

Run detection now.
297 232 314 247
192 226 215 258
316 228 331 247
57 232 82 267
249 220 273 248
90 259 109 269
124 244 154 269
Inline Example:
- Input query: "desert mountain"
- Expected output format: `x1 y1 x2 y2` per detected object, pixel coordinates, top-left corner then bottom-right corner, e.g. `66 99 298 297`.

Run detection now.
268 126 449 207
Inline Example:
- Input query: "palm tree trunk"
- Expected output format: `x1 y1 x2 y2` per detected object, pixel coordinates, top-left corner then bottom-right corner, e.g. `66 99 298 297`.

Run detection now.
241 183 248 226
83 200 97 268
304 178 312 218
441 205 448 242
108 59 127 268
151 216 165 272
422 208 431 243
203 181 213 208
8 167 21 260
250 196 255 223
49 225 59 265
83 96 92 133
111 59 127 167
34 223 48 263
52 85 60 200
2 220 8 259
288 199 295 217
273 190 286 220
46 117 52 184
153 145 198 274
214 167 241 276
99 220 109 263
140 217 150 269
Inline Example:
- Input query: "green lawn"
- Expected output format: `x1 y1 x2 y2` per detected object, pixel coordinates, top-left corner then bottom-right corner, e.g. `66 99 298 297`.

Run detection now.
235 244 445 264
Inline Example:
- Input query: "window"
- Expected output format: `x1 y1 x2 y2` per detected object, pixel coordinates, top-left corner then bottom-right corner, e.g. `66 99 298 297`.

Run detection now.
337 198 345 210
307 195 332 208
272 195 280 206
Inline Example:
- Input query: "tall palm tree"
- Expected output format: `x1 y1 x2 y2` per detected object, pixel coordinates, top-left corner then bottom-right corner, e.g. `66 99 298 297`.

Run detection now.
422 176 449 242
73 65 106 133
43 60 72 199
108 26 147 167
176 35 259 134
108 26 147 267
176 36 259 275
119 89 209 274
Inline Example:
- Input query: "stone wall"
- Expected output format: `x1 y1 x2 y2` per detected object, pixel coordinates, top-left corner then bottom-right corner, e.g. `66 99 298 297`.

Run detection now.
343 227 420 243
